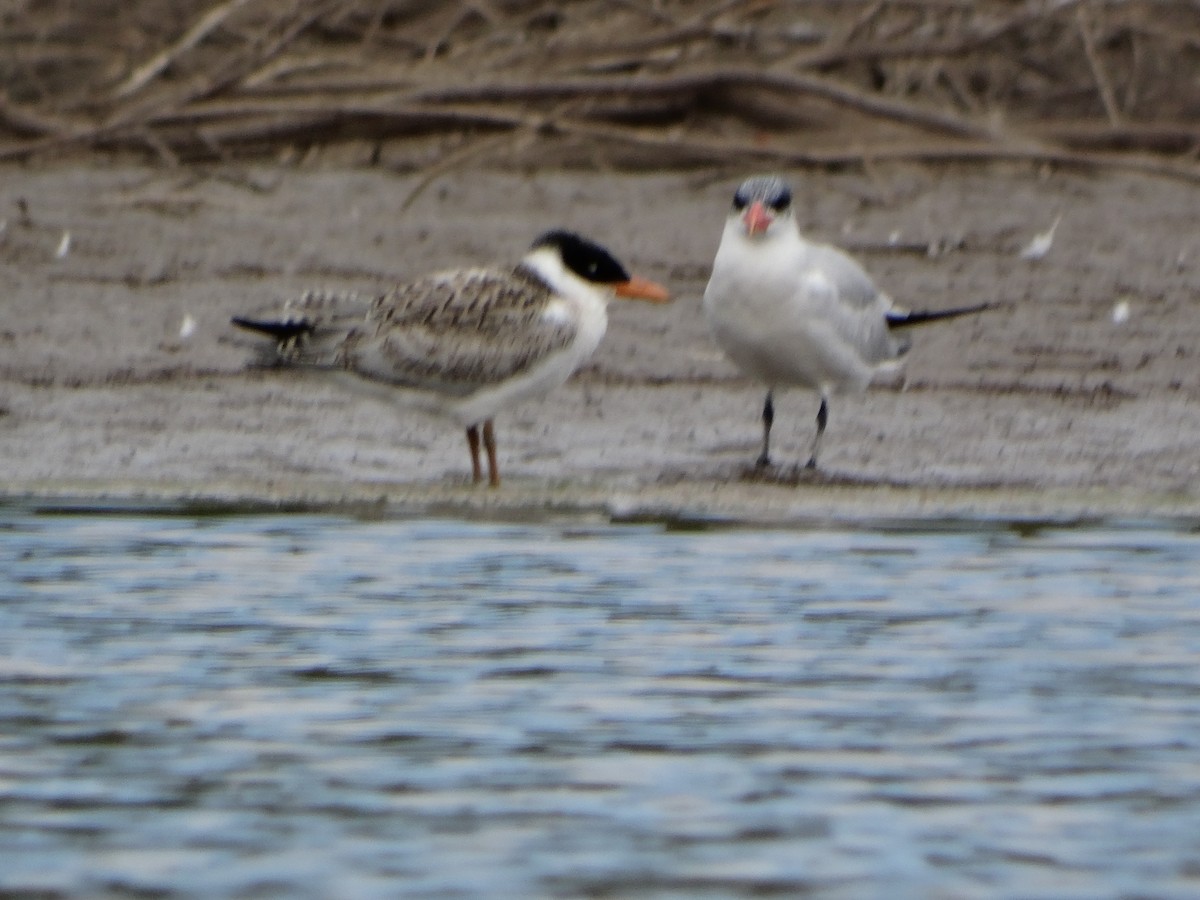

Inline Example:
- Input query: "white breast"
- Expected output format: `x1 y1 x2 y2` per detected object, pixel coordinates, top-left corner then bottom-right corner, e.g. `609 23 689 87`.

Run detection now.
704 220 900 394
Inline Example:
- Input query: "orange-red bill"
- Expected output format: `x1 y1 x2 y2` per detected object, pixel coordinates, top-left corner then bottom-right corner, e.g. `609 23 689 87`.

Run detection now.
742 200 772 236
614 275 671 303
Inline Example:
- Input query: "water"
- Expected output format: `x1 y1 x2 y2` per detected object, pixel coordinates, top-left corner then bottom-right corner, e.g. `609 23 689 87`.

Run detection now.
2 503 1200 899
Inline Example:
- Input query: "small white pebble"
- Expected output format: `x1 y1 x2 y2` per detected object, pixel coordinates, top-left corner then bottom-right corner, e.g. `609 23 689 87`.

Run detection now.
179 313 197 340
1111 300 1131 325
55 230 71 259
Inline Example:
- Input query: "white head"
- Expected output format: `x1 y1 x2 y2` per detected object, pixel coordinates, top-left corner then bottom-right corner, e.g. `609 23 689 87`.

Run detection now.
726 175 795 241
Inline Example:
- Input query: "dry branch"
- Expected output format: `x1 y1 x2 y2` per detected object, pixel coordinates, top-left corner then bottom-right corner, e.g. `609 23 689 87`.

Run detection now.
114 0 256 99
403 68 999 141
0 0 1197 181
1076 4 1122 126
0 95 76 140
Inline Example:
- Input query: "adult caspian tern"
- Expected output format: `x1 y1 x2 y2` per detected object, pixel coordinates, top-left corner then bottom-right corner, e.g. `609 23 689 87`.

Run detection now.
703 174 992 471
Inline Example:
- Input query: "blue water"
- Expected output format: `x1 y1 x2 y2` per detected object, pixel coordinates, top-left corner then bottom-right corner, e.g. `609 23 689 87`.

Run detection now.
2 503 1200 899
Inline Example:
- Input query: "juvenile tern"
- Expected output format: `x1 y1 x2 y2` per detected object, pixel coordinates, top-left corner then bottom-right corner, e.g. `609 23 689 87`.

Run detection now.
232 229 670 487
703 174 992 471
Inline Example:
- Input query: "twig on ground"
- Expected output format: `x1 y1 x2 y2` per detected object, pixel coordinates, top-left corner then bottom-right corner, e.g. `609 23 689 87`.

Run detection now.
398 128 531 210
1076 4 1122 126
108 0 344 128
114 0 256 99
2 0 1197 182
0 94 75 139
404 68 1000 141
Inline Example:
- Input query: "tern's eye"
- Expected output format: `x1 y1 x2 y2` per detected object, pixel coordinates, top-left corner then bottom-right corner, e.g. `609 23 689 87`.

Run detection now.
732 192 749 211
767 190 791 212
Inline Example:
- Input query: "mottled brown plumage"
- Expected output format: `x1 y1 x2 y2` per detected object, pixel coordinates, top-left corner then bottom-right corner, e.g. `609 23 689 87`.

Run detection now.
232 230 670 487
262 265 577 398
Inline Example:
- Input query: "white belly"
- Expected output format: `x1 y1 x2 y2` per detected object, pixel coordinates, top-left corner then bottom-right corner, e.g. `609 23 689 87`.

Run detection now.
703 231 896 394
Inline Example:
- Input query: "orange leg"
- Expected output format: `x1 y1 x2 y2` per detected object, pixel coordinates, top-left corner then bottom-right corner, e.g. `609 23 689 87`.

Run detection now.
483 419 499 488
466 424 483 484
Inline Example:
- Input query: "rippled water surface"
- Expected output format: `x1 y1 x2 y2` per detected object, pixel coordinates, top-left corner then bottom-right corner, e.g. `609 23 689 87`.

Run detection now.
2 503 1200 898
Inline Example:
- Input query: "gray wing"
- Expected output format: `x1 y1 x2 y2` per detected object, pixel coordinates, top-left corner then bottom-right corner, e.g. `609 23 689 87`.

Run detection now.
807 242 888 311
338 269 579 396
801 243 903 364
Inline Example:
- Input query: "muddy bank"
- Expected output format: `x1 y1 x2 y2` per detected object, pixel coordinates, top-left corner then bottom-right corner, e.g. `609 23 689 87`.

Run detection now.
1 162 1198 521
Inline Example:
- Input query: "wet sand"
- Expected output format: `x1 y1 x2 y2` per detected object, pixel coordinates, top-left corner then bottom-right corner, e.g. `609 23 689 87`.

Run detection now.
2 163 1198 522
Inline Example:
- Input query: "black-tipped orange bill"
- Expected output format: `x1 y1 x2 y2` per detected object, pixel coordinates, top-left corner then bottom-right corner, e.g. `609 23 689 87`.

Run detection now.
614 275 671 303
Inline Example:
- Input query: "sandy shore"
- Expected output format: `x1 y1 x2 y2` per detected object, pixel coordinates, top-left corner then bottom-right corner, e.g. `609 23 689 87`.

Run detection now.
2 162 1198 522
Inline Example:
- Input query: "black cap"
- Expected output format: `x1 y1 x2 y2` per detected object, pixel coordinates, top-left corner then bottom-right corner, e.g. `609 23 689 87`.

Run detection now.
531 230 631 284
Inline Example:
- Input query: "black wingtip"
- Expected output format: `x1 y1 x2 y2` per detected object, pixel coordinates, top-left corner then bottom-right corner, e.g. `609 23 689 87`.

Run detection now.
230 316 311 341
886 301 999 329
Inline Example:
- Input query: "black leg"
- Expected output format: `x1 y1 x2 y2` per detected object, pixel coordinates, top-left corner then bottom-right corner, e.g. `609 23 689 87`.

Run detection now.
756 390 774 468
482 419 499 488
466 425 483 483
805 396 828 469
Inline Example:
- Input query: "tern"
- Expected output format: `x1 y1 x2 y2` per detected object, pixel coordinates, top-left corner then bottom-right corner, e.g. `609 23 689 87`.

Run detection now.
232 229 670 487
703 174 992 471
